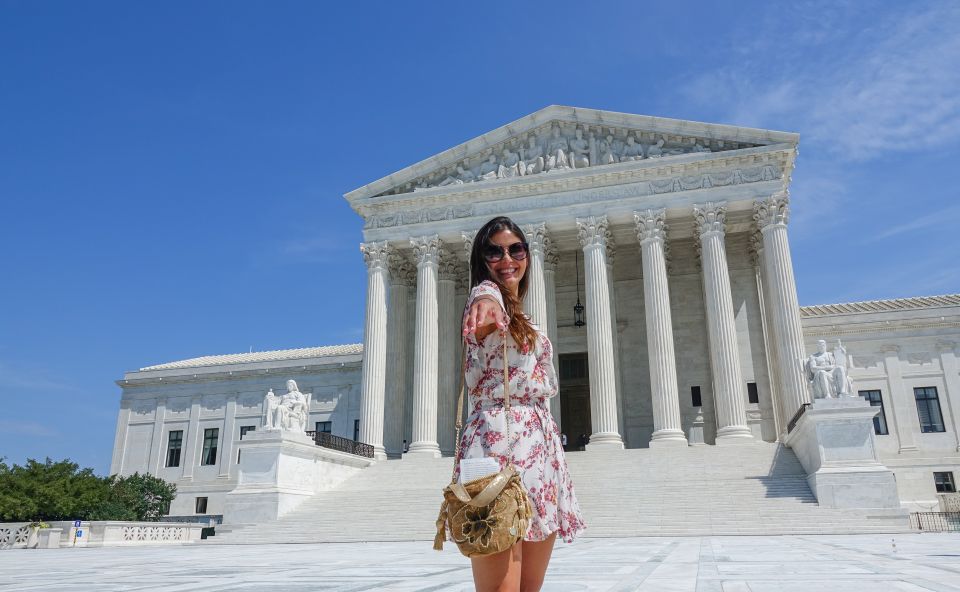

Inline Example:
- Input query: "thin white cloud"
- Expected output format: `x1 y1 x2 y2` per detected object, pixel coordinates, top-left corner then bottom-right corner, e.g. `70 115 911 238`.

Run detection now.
871 204 960 241
0 420 58 438
0 362 79 392
680 1 960 161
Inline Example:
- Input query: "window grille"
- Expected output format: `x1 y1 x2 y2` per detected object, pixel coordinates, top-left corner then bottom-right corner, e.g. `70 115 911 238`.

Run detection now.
165 430 183 468
201 428 219 465
914 387 945 433
859 390 889 435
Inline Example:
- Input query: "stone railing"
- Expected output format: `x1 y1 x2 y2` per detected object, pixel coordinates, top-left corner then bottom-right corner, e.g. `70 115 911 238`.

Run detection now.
0 523 34 549
0 521 205 549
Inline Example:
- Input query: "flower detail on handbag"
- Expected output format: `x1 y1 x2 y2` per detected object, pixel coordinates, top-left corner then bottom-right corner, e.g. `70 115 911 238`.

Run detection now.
457 504 499 549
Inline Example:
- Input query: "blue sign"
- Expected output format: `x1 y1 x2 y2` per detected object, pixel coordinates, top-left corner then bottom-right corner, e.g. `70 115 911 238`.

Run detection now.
74 520 81 527
76 529 83 537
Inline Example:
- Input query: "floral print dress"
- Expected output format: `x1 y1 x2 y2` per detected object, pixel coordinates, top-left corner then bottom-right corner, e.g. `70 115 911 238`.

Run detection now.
453 280 586 543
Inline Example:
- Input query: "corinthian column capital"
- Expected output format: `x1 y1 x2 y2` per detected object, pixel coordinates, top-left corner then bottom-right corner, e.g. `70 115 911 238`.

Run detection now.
521 223 548 255
410 235 442 266
438 247 460 281
387 251 416 284
461 231 477 261
693 202 727 238
753 191 790 230
634 209 668 245
360 241 392 270
577 215 611 249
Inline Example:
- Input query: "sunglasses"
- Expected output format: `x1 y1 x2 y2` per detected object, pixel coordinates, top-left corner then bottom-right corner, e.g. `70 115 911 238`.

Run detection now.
482 241 529 263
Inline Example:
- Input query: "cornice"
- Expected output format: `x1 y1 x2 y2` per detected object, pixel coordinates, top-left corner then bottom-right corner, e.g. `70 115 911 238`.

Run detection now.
355 144 791 221
802 319 960 338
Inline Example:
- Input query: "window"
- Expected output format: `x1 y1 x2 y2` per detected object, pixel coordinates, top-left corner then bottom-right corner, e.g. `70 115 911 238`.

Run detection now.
195 497 208 514
238 425 255 463
747 382 759 404
914 387 945 433
935 472 957 493
354 419 360 442
315 421 332 434
201 428 219 465
859 390 889 435
691 386 702 408
165 430 183 468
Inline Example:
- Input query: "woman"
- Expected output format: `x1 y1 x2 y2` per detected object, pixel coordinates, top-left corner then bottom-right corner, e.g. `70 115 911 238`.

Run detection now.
458 216 585 592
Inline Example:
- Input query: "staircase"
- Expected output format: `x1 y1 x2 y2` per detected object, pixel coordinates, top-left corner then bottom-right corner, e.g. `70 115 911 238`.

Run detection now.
209 442 909 544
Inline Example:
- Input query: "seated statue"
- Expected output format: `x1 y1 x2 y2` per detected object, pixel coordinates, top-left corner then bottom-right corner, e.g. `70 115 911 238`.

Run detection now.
691 142 711 153
646 137 665 158
609 133 625 160
263 379 310 433
520 136 544 175
436 166 459 187
478 154 499 181
805 340 854 399
545 126 570 171
437 164 475 186
497 147 521 178
568 127 590 169
598 136 617 165
619 135 643 161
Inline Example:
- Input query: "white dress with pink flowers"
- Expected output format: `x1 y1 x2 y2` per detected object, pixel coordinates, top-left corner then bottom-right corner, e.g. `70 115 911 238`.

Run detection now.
453 280 586 543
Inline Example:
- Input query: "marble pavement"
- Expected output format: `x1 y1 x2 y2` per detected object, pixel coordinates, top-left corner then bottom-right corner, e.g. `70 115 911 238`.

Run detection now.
2 534 960 591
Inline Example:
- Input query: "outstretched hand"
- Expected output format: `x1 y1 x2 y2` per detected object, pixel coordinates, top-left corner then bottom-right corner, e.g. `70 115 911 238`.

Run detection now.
462 296 508 341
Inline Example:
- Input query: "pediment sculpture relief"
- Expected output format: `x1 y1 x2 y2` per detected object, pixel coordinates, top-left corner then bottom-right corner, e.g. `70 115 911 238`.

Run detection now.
386 123 742 195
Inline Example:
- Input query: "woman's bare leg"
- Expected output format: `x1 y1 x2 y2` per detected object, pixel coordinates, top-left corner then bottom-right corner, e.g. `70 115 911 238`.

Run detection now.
471 543 522 592
519 532 557 592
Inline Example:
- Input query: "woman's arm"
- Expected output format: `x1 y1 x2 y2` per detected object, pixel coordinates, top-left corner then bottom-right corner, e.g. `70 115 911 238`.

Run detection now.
462 281 508 344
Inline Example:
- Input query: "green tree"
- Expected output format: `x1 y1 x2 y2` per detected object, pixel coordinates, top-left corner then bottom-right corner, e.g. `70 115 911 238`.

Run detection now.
0 458 110 521
107 473 177 521
0 459 176 522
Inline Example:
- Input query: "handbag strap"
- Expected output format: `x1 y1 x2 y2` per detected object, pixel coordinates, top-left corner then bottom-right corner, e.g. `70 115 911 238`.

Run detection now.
449 328 510 485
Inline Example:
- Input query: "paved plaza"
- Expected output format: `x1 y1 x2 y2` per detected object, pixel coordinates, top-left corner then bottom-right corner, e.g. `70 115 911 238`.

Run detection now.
2 534 960 591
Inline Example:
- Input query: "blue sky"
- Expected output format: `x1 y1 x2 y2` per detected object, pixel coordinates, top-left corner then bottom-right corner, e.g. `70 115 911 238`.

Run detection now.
2 1 958 474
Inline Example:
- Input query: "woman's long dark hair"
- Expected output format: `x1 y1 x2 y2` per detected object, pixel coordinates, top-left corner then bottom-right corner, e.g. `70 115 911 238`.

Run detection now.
470 216 538 350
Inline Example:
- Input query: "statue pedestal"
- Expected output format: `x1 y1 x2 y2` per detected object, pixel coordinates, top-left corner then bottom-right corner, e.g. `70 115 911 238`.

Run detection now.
783 398 901 509
223 430 375 524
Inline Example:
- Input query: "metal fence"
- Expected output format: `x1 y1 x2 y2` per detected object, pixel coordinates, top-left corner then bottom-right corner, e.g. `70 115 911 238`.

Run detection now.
305 431 375 458
787 403 812 433
911 512 960 532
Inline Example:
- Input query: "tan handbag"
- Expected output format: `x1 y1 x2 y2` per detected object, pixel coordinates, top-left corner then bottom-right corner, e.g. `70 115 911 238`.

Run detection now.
433 332 533 557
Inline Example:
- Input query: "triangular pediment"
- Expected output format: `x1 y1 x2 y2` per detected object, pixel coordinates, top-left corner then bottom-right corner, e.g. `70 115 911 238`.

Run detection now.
345 105 798 202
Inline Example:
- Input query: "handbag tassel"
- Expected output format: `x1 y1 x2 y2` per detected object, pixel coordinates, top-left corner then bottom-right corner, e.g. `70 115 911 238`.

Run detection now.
433 501 447 551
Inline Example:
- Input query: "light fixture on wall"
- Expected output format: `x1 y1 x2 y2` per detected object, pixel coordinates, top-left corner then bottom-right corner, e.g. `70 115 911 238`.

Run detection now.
574 249 585 327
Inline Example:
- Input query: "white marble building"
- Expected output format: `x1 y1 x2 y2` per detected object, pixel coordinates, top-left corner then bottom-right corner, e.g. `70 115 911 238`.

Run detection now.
112 107 960 515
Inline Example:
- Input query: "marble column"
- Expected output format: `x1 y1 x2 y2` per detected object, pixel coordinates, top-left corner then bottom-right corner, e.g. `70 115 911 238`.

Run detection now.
634 209 687 446
148 397 167 475
882 344 917 453
358 241 392 460
605 242 626 441
219 396 238 478
109 404 132 475
936 341 960 451
181 397 202 478
751 232 785 439
753 193 811 422
408 234 442 457
437 248 460 455
543 241 562 426
521 223 549 327
384 253 414 458
693 202 753 443
576 215 624 448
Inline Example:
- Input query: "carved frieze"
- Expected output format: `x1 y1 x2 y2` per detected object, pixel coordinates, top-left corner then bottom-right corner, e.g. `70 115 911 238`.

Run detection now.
381 122 756 196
